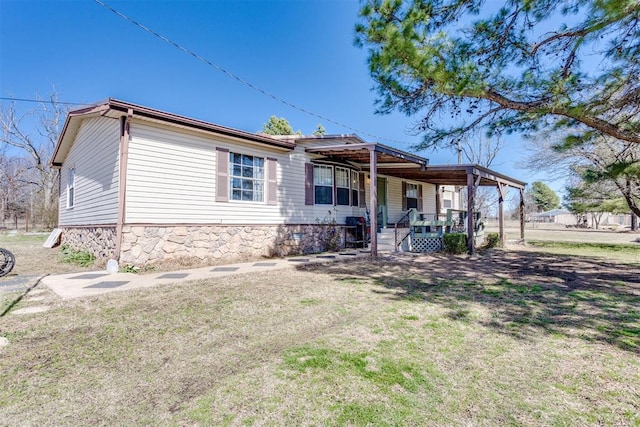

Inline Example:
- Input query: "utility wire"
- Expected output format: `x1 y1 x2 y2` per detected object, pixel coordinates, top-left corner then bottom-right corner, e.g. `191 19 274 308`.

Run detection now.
92 0 411 145
0 97 92 106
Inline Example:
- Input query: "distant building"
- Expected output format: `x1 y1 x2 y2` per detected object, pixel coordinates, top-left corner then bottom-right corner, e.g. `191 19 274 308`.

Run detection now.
529 209 576 225
529 209 635 228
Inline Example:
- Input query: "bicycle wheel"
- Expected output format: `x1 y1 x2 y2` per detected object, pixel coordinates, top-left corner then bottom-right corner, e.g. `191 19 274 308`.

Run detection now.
0 248 15 277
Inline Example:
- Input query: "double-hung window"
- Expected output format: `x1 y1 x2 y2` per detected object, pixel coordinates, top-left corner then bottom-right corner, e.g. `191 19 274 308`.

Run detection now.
406 183 419 209
306 163 361 207
351 170 360 207
230 152 264 202
314 165 333 204
67 168 75 209
336 167 350 206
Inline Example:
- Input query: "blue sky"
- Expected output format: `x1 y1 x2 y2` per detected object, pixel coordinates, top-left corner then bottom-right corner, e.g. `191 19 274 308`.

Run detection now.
0 0 561 196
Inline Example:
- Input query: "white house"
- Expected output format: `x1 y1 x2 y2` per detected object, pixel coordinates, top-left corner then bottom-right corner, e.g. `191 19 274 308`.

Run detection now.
51 99 526 265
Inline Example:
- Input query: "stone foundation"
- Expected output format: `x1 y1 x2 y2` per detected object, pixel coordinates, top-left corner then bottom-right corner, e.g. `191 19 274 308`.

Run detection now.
119 224 345 265
61 226 117 260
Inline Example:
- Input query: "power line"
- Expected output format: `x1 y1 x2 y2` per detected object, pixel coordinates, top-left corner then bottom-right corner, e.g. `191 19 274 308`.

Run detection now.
0 97 92 106
92 0 412 146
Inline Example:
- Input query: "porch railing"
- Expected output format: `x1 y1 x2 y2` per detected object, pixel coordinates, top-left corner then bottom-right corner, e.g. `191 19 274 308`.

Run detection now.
394 209 414 251
391 209 485 253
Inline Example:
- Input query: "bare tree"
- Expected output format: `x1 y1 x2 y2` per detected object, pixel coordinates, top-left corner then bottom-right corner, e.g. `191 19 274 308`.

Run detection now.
458 133 506 218
457 134 505 168
0 92 67 229
522 134 640 229
0 152 33 228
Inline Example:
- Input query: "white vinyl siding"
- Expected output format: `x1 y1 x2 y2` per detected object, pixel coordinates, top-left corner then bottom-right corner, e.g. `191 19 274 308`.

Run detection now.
124 123 440 226
423 184 437 213
58 117 443 228
59 117 120 225
365 177 437 223
386 178 404 223
125 122 286 224
126 123 217 223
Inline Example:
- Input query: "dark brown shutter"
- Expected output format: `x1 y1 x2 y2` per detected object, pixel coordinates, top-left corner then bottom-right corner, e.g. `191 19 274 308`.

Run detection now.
305 163 314 205
216 147 229 202
267 157 277 205
359 172 365 208
402 181 407 211
418 184 423 211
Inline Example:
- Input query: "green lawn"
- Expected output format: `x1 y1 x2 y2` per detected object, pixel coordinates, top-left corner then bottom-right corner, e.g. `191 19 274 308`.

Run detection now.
527 240 640 264
1 251 638 426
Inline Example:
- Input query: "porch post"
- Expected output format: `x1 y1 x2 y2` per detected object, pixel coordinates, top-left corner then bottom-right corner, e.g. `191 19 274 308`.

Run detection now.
435 184 441 219
519 188 525 240
369 147 378 257
466 171 475 255
497 182 505 247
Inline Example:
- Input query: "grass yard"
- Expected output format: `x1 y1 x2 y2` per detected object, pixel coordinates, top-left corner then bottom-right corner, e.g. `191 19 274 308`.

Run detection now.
1 249 639 425
0 233 94 276
526 240 640 264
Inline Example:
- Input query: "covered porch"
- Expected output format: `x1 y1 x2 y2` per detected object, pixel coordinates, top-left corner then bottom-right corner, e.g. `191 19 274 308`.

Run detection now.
305 142 527 256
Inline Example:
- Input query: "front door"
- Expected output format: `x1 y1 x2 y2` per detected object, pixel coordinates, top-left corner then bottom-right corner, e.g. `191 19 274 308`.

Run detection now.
377 177 388 228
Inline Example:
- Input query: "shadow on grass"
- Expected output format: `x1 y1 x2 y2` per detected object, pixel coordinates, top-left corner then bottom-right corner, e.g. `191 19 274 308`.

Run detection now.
300 250 640 353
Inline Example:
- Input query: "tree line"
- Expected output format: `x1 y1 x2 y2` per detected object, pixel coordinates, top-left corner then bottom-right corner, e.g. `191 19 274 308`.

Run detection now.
1 94 65 230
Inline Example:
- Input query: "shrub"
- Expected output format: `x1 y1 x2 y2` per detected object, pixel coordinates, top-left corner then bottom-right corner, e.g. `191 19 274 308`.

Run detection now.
60 244 95 267
316 213 341 252
484 232 500 249
443 233 467 254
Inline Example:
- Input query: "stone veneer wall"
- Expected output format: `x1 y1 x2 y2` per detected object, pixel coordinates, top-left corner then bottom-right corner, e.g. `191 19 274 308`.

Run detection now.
119 224 345 265
61 227 117 260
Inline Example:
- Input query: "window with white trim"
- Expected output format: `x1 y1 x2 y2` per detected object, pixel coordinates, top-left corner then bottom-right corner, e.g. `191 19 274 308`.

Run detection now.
443 199 452 209
67 168 75 209
406 182 419 209
314 165 333 204
351 170 360 207
336 167 350 206
230 152 264 202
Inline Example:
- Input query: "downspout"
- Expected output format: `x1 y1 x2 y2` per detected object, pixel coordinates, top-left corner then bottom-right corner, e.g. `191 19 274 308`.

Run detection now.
114 109 133 261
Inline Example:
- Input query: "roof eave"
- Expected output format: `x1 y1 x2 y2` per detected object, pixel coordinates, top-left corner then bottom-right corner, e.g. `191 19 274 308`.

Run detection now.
51 98 297 167
106 99 295 150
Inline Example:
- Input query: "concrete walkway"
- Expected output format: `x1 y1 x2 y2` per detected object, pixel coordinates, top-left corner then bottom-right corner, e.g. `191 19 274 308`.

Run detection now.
41 250 370 300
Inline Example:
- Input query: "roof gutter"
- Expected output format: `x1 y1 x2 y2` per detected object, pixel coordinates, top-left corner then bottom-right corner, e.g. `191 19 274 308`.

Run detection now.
106 99 295 150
